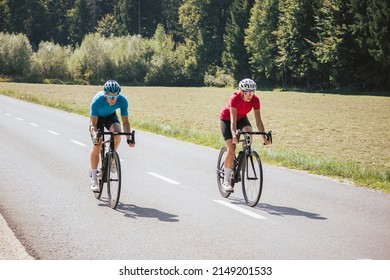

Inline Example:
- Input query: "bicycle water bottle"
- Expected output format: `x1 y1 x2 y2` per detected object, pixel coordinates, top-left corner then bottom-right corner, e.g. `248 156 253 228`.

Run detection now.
235 151 245 182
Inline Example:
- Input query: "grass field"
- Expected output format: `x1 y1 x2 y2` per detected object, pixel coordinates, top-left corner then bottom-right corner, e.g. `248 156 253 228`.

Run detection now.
1 82 389 193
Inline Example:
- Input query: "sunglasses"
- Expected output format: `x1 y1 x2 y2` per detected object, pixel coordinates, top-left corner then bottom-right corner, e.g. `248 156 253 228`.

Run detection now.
105 94 119 100
244 90 255 95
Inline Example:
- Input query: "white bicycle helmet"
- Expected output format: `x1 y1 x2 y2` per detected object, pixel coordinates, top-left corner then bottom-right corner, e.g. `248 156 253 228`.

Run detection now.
103 80 121 94
239 78 257 91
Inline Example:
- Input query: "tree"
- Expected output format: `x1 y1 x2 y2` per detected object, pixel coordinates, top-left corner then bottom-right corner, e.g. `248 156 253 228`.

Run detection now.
67 0 94 45
245 0 279 86
275 0 319 88
114 0 138 35
161 0 184 42
222 0 254 82
351 0 390 89
145 24 184 85
179 0 232 84
96 13 120 37
1 0 50 48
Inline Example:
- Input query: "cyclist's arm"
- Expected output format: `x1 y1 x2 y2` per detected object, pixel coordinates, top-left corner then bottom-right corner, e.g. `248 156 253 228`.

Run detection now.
254 109 270 144
121 116 135 147
230 107 238 144
89 116 98 136
89 116 101 145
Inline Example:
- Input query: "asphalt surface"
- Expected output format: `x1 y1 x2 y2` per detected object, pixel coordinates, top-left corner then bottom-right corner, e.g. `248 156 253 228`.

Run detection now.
1 95 390 260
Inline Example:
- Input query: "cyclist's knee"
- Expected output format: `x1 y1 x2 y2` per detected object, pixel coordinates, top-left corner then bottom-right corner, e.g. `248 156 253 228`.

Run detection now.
242 126 252 132
92 143 101 153
226 142 236 155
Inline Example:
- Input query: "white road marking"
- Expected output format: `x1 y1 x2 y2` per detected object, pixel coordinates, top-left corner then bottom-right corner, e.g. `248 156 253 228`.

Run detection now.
214 199 267 220
47 130 60 135
147 172 181 185
29 122 39 127
70 140 87 147
5 113 12 116
16 117 24 121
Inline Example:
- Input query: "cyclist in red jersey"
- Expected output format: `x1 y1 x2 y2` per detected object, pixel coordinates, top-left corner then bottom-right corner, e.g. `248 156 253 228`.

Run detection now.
219 78 271 192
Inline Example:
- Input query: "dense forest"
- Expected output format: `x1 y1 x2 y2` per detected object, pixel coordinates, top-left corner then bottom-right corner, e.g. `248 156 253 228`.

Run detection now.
0 0 389 90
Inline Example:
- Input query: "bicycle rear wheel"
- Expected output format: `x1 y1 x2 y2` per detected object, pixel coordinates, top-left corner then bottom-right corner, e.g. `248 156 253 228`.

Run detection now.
242 151 263 207
217 146 232 198
107 151 121 209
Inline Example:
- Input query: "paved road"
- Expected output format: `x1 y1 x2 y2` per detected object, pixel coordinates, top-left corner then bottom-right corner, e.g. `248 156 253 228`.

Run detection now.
1 95 390 260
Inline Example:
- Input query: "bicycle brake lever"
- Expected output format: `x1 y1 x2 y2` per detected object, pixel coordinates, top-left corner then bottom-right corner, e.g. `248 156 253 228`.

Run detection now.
266 131 272 144
127 130 135 145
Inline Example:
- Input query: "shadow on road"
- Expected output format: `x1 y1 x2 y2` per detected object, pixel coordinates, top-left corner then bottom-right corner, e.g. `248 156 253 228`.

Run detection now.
229 198 327 220
257 203 327 220
114 202 179 222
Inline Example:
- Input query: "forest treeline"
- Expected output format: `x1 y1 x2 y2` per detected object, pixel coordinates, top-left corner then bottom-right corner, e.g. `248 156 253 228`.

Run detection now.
0 0 389 90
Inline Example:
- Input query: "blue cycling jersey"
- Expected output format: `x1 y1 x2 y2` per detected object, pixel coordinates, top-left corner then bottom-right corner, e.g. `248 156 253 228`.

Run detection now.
90 91 129 117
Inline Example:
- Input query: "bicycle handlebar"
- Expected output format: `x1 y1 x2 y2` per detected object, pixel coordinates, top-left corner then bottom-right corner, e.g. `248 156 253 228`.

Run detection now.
97 130 135 144
236 129 272 144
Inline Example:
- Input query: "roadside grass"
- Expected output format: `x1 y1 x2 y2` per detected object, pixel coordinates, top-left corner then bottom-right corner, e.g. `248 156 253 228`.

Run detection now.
1 83 389 193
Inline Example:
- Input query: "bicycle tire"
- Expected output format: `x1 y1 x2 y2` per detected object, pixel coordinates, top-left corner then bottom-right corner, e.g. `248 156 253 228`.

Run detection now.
107 151 121 209
242 151 263 207
217 146 232 198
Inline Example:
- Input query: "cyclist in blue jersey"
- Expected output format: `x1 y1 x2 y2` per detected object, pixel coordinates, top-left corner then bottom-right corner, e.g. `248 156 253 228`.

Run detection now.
89 80 135 191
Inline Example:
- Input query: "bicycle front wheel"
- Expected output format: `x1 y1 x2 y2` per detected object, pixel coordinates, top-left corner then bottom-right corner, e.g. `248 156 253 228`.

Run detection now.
242 151 263 207
217 146 231 198
107 151 121 209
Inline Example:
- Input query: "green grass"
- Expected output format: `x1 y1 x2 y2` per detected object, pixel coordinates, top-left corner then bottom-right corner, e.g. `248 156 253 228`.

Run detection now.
1 83 389 194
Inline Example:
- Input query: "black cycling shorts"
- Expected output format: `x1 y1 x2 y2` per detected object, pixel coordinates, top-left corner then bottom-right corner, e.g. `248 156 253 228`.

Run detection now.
220 117 252 141
96 113 120 131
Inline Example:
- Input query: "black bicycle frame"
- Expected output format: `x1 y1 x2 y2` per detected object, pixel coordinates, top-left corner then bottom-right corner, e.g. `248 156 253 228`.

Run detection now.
233 130 272 182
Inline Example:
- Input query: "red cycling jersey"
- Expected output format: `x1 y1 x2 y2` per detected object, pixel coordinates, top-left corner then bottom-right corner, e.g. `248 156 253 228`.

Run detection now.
219 91 260 121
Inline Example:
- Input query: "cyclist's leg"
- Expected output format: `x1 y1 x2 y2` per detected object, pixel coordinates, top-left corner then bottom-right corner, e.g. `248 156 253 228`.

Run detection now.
106 113 122 150
220 120 235 169
238 117 253 146
90 118 104 168
220 120 235 191
90 118 103 190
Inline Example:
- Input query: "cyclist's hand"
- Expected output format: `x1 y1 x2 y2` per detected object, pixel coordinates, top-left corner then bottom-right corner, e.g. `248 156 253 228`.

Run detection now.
92 134 101 145
263 131 272 145
126 131 135 147
263 138 271 145
232 135 239 144
127 139 135 148
91 130 101 145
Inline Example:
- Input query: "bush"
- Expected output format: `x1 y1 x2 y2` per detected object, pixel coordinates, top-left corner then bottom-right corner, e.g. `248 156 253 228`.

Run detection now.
68 33 115 82
145 24 184 86
32 42 72 80
0 32 33 77
204 66 235 87
112 35 151 84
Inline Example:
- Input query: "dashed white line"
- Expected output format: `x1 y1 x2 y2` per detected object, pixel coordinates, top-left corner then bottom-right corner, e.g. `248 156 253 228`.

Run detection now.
16 117 24 121
5 113 12 116
214 199 267 220
70 140 87 147
147 172 181 185
47 130 60 136
29 122 39 127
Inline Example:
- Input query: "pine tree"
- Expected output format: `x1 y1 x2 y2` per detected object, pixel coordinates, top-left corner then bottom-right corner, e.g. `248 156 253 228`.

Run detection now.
222 0 254 81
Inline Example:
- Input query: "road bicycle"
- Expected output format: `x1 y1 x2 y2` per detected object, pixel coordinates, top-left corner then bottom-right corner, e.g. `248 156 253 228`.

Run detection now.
93 130 135 209
217 130 272 207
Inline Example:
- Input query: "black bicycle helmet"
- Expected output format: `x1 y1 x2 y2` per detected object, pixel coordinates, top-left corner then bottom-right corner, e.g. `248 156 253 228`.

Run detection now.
103 80 121 94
